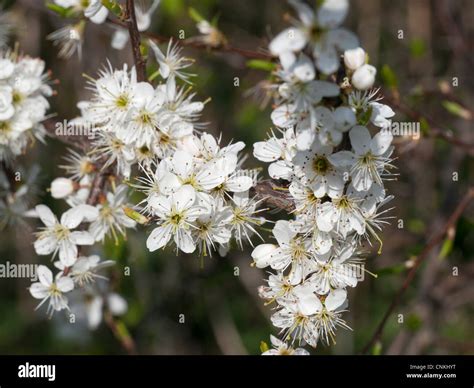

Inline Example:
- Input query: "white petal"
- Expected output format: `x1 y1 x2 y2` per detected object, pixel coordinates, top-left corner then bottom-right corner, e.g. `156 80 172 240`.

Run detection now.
87 297 103 329
371 130 393 155
328 150 355 167
37 265 53 286
289 0 315 26
325 288 347 311
316 202 336 232
269 28 307 55
58 240 78 266
251 244 279 268
111 29 129 50
29 283 50 299
149 194 172 217
60 207 84 229
273 220 296 247
327 28 359 51
172 150 194 179
89 5 108 24
349 125 371 155
159 172 181 195
35 205 57 227
334 106 356 132
268 160 293 180
172 185 196 212
317 0 349 28
174 230 195 253
293 54 315 82
226 176 253 192
57 276 74 292
253 139 282 162
146 224 173 251
294 284 321 315
108 293 128 315
79 204 99 222
70 231 95 245
313 81 340 97
34 236 57 256
314 44 339 75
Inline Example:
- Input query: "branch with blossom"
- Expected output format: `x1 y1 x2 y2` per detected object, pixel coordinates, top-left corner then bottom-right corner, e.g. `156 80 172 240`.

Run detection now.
1 0 470 356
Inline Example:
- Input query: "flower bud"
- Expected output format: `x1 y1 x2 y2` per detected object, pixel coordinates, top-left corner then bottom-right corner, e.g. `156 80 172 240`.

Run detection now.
351 64 376 90
343 47 366 71
50 177 74 199
123 206 150 225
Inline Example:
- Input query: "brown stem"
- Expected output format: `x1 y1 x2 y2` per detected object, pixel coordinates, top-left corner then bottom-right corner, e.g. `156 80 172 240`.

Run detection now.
104 312 137 355
125 0 147 81
361 187 474 354
384 94 474 153
252 179 294 212
107 17 272 60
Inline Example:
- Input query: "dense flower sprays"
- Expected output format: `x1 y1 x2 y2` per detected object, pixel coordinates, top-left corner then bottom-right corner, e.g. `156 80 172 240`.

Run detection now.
0 51 52 161
27 0 396 351
30 38 265 323
252 0 395 351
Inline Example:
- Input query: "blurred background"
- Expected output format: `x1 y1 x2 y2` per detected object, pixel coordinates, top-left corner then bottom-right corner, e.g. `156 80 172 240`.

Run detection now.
0 0 472 355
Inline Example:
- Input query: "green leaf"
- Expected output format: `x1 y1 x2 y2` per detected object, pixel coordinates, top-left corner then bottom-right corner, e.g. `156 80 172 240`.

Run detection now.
357 105 373 126
101 0 122 17
259 341 269 353
407 218 425 234
406 313 423 332
211 13 221 27
371 341 382 355
188 7 205 23
46 3 74 18
246 59 276 72
380 64 398 89
441 100 472 120
438 237 453 259
409 38 426 58
161 0 184 16
419 117 430 135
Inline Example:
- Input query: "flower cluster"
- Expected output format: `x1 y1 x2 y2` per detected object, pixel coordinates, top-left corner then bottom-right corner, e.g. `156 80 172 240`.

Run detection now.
29 38 264 321
0 51 52 161
253 0 395 350
140 134 264 255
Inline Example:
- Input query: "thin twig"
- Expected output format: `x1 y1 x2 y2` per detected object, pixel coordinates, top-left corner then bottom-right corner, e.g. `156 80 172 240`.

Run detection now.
252 179 295 212
125 0 147 81
384 94 474 153
107 17 272 60
361 187 474 354
104 312 137 355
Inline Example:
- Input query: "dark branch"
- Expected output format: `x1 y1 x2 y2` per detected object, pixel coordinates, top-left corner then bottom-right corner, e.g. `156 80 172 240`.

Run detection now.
253 180 295 212
361 187 474 354
107 17 272 60
125 0 147 81
384 94 474 154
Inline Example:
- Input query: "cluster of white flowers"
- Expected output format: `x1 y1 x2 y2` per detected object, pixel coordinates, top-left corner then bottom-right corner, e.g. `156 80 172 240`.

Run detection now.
0 51 52 161
48 0 161 58
252 0 395 351
30 195 131 319
25 0 398 352
29 37 265 320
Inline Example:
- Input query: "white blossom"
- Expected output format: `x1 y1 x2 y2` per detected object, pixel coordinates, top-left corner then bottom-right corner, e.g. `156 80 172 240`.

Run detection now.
34 204 98 266
29 265 74 316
